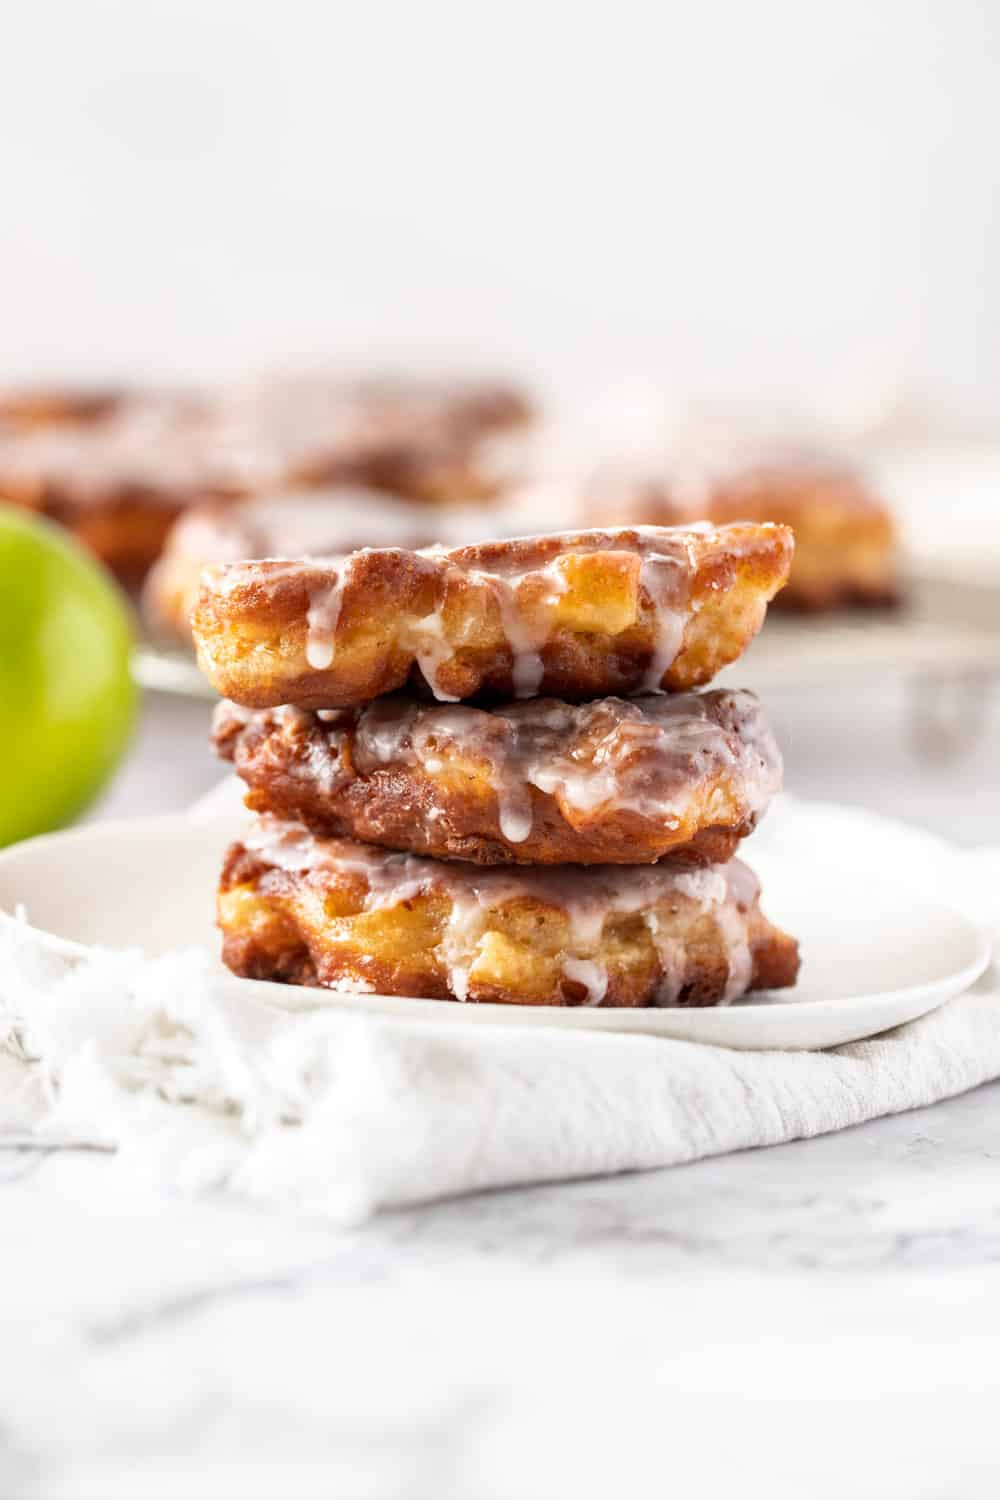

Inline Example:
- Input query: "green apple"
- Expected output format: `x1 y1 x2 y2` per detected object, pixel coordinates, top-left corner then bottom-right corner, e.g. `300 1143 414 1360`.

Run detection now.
0 506 137 846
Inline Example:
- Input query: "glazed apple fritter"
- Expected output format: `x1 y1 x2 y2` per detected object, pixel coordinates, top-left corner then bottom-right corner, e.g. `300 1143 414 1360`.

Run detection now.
218 817 800 1007
192 522 794 709
213 688 782 867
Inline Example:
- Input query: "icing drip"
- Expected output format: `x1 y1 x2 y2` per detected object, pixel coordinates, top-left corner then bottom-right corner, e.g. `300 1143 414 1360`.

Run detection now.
674 866 753 1001
243 818 326 873
471 559 568 699
354 698 540 839
513 652 544 698
716 897 754 1002
300 551 371 672
561 958 609 1006
644 918 687 1005
407 610 461 703
497 789 534 844
400 542 610 703
439 889 486 1003
305 568 347 670
673 867 730 905
638 550 689 692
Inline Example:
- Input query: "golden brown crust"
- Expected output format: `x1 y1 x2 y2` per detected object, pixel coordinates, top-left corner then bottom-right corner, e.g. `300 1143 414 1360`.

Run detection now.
214 689 782 866
583 455 898 611
192 522 793 709
217 821 800 1006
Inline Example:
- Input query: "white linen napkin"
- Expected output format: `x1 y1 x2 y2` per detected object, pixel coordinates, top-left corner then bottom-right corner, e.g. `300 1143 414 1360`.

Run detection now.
1 793 997 1222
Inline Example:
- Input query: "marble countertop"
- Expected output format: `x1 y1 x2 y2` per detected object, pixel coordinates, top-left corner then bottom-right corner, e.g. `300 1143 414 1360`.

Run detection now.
5 1083 1000 1499
5 683 1000 1499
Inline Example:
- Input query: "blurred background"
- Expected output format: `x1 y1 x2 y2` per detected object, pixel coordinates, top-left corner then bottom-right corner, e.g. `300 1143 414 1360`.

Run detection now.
2 0 999 844
2 0 998 411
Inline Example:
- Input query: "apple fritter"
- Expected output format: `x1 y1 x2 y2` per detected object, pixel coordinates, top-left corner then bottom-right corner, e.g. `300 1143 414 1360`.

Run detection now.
213 688 781 866
192 522 793 709
218 818 800 1006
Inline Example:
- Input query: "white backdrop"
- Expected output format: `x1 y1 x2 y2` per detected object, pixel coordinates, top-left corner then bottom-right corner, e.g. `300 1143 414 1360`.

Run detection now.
2 0 999 423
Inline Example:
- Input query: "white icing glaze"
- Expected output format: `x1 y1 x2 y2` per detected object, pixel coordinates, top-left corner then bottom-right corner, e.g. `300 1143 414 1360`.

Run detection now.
637 550 689 693
271 705 350 796
468 559 568 700
497 791 534 845
314 689 782 847
673 868 730 906
643 917 687 1005
244 818 324 873
372 552 577 705
561 958 609 1006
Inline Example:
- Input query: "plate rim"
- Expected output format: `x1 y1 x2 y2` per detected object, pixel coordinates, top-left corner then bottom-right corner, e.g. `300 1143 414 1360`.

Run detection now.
0 813 991 1042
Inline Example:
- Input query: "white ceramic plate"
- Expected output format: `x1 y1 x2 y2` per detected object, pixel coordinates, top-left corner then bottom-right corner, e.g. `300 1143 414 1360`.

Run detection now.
0 814 989 1051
